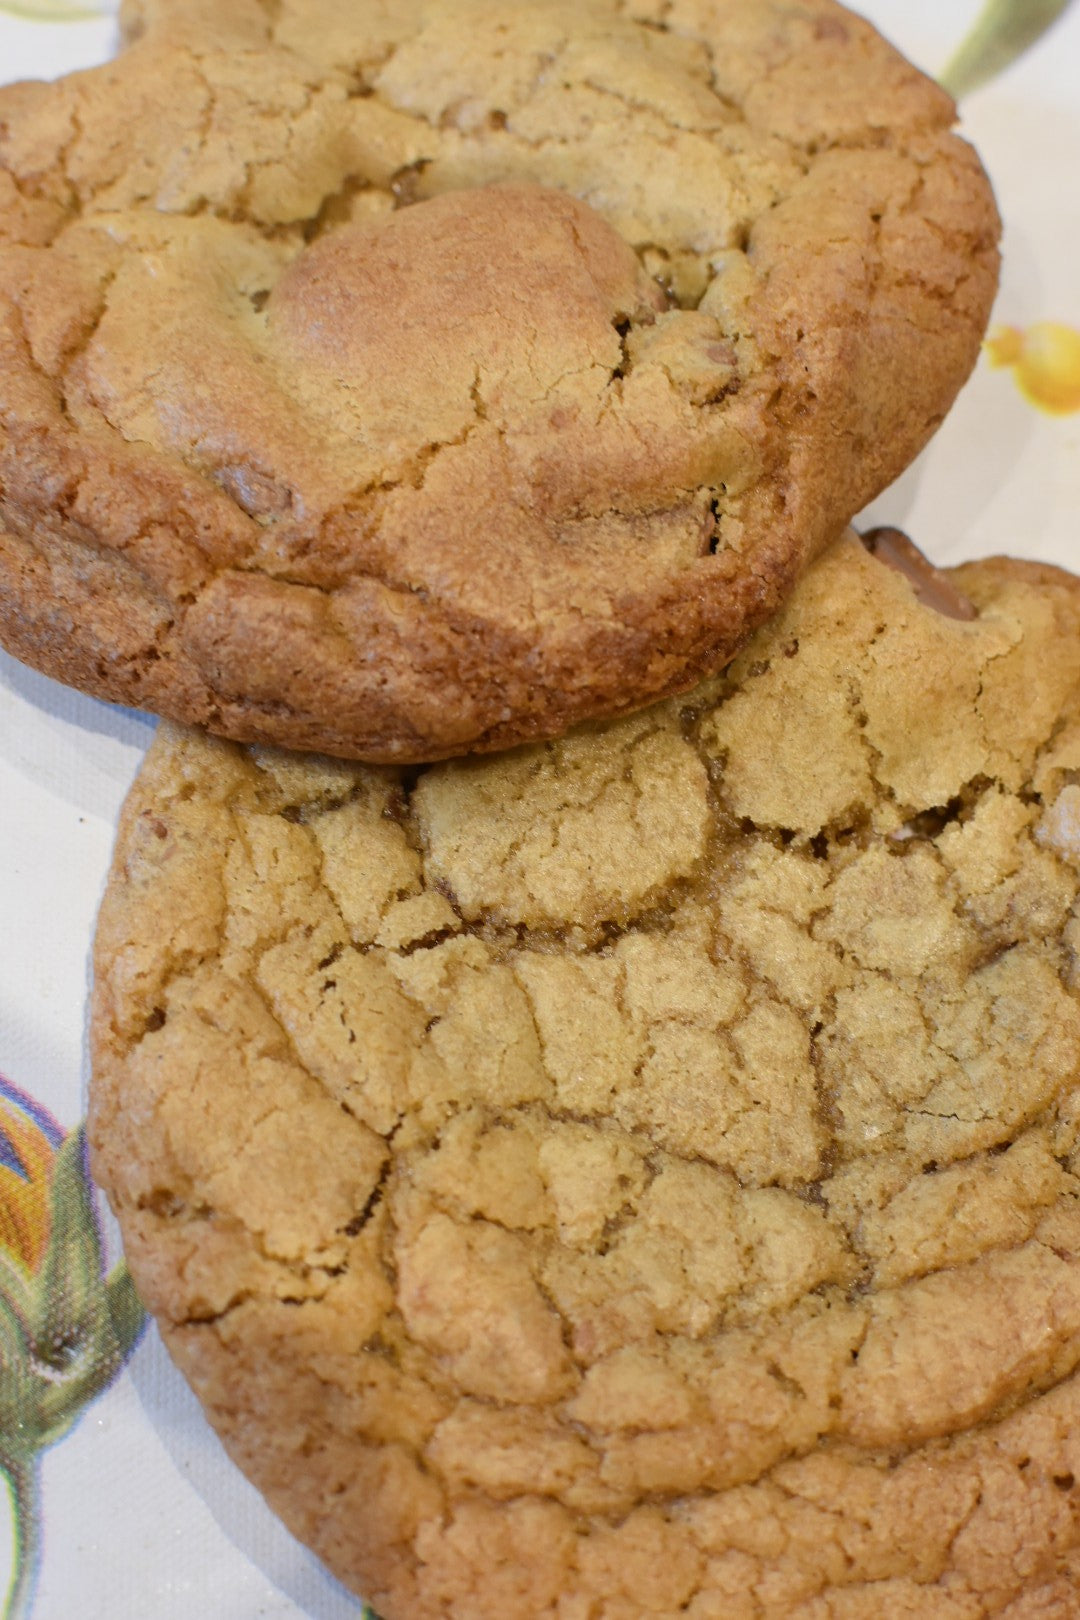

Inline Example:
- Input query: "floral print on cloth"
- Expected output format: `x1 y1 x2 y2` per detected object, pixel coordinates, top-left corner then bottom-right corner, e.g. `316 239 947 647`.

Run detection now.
941 0 1080 418
942 0 1077 96
986 323 1080 415
0 3 102 19
0 1077 143 1620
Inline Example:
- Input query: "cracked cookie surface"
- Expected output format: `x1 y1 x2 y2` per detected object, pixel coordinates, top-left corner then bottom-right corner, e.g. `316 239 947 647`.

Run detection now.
1 0 998 759
91 532 1080 1616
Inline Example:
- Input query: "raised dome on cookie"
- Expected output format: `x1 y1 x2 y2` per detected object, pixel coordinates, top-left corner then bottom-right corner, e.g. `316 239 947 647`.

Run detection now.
0 0 999 758
91 533 1080 1615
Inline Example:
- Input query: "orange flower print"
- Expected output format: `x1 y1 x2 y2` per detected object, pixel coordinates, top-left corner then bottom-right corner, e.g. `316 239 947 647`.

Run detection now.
985 323 1080 415
0 1084 61 1279
0 1076 144 1620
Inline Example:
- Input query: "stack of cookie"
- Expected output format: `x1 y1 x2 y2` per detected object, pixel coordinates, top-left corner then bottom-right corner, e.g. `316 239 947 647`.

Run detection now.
7 0 1080 1614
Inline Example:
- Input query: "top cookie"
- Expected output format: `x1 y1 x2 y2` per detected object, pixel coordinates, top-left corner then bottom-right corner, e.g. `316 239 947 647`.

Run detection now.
0 0 998 759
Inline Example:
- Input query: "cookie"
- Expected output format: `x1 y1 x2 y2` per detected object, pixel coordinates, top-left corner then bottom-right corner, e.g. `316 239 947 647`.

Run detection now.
91 530 1080 1616
1 0 998 760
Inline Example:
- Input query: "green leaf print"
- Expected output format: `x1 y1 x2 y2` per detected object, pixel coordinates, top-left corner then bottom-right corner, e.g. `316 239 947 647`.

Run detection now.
0 1 102 18
104 1264 146 1366
942 0 1077 97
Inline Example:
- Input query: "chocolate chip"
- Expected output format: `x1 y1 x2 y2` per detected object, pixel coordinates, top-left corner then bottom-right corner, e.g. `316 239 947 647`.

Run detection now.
860 526 977 621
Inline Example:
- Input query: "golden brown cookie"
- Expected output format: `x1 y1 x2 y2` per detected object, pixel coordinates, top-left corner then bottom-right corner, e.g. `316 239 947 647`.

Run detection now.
1 0 998 760
91 531 1080 1616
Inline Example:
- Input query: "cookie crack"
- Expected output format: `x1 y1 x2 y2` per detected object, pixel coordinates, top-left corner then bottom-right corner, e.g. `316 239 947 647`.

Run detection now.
576 72 730 138
182 54 219 194
55 264 120 396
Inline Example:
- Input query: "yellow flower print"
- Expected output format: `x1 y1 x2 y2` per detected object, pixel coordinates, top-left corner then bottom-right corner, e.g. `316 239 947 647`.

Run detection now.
0 1078 144 1620
985 323 1080 416
0 1090 58 1279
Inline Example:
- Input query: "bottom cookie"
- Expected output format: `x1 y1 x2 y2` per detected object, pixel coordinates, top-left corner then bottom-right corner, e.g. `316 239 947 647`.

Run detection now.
91 531 1080 1617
